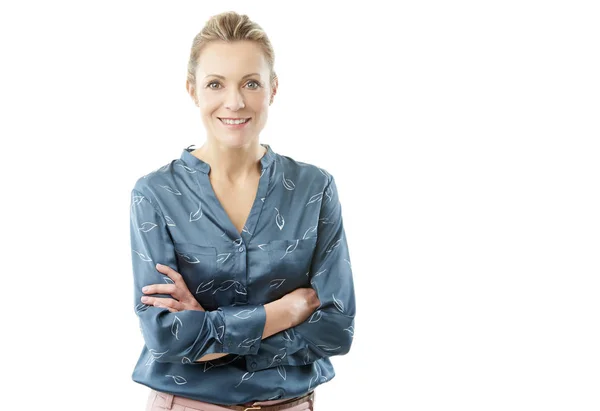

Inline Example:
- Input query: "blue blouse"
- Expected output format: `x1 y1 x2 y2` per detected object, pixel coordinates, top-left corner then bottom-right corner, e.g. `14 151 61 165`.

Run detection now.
129 143 356 405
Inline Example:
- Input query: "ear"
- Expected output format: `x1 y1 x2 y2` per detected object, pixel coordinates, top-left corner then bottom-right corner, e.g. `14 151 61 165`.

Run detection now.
186 80 198 106
270 76 278 105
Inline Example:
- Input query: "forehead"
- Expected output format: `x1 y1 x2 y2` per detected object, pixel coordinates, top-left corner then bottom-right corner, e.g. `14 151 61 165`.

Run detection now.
196 40 269 78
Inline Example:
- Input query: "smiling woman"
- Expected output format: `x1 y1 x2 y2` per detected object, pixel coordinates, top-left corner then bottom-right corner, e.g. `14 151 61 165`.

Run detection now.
129 10 356 411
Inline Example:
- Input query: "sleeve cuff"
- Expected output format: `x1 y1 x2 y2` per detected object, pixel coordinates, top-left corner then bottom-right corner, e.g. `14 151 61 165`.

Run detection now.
244 329 302 371
219 305 266 355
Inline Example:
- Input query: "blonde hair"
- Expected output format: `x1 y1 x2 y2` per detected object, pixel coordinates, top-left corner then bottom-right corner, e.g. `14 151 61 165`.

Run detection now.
186 11 277 97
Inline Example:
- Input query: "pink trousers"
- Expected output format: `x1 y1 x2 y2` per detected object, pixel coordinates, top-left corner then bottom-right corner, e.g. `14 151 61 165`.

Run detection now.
146 389 315 411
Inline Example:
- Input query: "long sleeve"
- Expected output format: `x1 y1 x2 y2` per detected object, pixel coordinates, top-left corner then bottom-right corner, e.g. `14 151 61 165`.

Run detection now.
130 188 266 364
244 175 356 371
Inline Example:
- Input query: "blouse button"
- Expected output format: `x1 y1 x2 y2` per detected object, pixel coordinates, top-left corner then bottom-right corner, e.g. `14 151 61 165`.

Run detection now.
238 246 245 252
251 362 257 369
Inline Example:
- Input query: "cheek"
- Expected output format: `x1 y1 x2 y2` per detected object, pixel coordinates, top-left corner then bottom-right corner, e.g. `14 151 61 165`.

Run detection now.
198 101 219 117
250 97 270 115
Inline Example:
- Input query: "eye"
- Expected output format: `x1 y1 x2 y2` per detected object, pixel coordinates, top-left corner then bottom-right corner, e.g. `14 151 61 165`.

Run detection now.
207 81 221 90
246 80 261 89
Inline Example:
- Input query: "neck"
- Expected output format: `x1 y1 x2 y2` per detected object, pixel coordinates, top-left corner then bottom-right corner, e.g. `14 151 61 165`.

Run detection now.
193 141 266 185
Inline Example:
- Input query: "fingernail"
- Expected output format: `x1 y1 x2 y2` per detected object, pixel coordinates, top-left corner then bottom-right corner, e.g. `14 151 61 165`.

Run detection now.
141 296 148 302
142 286 149 293
156 263 163 268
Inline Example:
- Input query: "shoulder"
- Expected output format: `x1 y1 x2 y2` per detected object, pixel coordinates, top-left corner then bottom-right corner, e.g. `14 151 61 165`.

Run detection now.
274 151 334 191
131 158 182 203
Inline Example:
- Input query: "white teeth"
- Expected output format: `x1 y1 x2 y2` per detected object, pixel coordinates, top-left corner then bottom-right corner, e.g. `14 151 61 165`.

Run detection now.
221 118 249 125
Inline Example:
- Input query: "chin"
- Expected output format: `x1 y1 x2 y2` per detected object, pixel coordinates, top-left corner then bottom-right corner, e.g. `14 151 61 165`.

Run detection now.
214 135 257 148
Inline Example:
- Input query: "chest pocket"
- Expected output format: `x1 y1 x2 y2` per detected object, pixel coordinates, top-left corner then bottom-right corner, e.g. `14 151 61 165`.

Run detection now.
173 242 219 310
266 237 317 298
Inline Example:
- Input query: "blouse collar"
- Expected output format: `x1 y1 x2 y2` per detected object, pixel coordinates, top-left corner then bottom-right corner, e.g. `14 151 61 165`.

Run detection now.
180 143 276 174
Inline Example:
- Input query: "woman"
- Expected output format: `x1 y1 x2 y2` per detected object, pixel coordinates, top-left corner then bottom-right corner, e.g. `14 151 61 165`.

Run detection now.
130 11 356 410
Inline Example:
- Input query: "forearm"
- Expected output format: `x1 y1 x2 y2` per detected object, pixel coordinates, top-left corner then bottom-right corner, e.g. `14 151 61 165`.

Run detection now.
195 299 291 362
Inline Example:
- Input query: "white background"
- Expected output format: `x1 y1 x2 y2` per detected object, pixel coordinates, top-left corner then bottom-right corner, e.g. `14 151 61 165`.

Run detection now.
2 1 599 410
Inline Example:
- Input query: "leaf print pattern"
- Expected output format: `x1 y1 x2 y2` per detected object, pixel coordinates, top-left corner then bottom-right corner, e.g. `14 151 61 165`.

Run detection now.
238 337 260 348
171 316 182 340
344 325 354 337
306 192 323 206
132 249 152 262
326 238 342 253
324 184 333 203
204 362 214 372
177 164 196 173
317 344 341 352
163 277 175 284
282 172 295 190
318 167 330 178
165 374 187 385
274 207 285 230
176 251 201 264
139 222 157 232
212 280 236 294
308 311 322 323
135 303 149 314
234 308 257 319
333 294 345 313
270 279 285 289
182 357 192 364
196 280 214 294
145 349 168 366
258 243 268 250
277 365 287 380
216 326 224 344
302 225 318 239
279 239 299 260
283 330 293 342
189 202 202 221
217 252 231 264
165 216 176 226
313 268 327 277
235 372 255 388
308 361 321 391
234 282 247 295
160 185 182 195
132 195 145 206
268 351 288 367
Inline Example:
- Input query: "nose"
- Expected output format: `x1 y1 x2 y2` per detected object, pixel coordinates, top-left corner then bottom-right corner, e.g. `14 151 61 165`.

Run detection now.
224 88 245 111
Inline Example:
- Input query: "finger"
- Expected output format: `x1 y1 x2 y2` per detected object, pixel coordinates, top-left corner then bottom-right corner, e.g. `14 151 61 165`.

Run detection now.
140 296 177 306
143 296 181 312
156 298 181 313
142 284 177 296
156 263 183 283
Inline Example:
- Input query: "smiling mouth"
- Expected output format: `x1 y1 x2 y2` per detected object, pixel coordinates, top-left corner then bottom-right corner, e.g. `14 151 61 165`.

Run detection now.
218 117 251 125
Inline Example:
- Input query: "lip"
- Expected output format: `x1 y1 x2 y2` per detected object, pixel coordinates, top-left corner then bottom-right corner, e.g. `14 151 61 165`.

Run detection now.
218 117 251 129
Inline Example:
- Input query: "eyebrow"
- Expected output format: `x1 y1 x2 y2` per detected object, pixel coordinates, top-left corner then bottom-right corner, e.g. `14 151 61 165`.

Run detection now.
204 73 260 80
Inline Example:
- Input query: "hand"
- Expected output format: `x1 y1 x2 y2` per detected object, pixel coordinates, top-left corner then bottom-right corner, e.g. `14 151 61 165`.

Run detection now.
140 263 205 313
279 287 321 327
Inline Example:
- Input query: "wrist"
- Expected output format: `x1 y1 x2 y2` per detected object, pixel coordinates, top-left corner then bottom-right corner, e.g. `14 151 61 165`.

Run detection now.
264 299 293 338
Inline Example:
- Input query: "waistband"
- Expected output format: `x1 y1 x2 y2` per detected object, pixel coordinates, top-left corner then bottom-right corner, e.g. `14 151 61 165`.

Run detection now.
153 389 314 411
